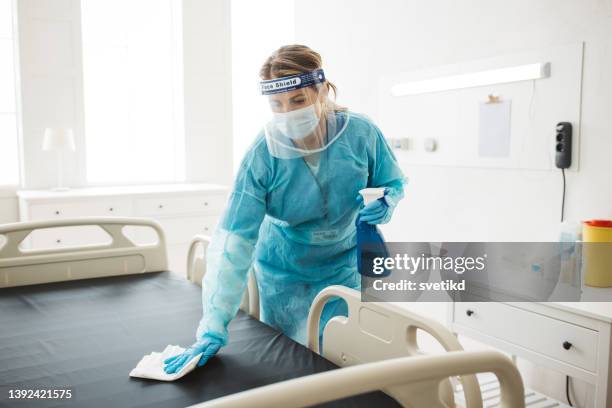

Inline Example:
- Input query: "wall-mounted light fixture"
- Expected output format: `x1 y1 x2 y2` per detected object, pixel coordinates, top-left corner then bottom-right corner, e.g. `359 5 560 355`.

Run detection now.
391 62 550 96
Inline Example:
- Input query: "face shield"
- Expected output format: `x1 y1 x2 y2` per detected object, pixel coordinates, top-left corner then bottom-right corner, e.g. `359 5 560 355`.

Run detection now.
261 69 345 159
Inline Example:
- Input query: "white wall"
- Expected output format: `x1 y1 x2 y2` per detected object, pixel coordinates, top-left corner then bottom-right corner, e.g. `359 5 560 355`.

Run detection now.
183 0 233 186
297 0 612 242
231 0 294 171
296 0 612 405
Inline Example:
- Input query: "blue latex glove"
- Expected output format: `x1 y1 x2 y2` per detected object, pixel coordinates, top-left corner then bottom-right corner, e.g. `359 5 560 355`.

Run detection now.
163 334 224 374
357 189 395 225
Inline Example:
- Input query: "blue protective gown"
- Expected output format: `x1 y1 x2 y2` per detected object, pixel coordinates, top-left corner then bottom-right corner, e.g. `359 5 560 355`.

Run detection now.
197 111 406 346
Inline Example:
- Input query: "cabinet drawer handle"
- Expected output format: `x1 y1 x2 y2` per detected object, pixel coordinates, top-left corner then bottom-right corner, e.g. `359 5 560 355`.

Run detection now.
204 202 208 206
158 204 164 209
466 309 474 317
204 227 209 231
563 341 573 350
55 210 60 215
56 239 61 244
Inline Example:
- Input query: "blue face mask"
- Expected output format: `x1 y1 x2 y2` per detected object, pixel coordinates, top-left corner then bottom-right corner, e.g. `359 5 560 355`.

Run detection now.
272 104 320 140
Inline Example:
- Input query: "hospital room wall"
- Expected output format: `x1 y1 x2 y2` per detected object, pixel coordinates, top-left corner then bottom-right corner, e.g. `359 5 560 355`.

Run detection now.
182 0 233 186
296 0 612 404
296 0 612 243
0 0 233 223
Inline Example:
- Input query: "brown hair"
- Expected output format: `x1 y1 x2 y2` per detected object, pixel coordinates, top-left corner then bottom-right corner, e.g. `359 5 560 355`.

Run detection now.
259 44 346 112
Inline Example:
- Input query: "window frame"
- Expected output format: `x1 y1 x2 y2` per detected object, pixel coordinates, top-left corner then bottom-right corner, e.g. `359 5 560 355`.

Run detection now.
0 0 23 194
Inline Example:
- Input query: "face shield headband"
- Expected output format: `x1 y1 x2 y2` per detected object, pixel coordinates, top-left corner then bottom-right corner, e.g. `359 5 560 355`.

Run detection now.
260 69 326 95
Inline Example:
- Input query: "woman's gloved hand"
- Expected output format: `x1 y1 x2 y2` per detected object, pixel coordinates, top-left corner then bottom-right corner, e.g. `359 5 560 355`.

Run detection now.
356 188 396 225
163 333 224 374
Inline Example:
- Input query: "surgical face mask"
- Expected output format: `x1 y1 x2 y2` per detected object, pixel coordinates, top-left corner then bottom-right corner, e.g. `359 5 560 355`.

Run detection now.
272 104 320 140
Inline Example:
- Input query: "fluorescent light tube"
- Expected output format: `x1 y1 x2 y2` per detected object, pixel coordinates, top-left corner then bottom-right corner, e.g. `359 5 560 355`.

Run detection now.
391 62 550 96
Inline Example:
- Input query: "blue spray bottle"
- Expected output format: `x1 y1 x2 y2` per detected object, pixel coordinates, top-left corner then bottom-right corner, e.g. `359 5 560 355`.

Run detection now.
356 188 391 277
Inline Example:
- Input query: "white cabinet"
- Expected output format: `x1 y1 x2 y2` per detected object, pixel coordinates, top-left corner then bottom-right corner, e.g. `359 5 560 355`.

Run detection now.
26 225 114 250
449 301 612 407
134 194 225 216
17 184 228 277
135 215 219 245
29 198 133 219
454 302 600 372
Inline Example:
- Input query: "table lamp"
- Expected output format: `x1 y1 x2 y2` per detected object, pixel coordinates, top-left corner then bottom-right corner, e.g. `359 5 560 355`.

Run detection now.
42 128 76 191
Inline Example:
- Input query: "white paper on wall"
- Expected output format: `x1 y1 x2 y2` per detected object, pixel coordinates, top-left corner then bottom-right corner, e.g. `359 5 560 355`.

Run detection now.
478 100 512 158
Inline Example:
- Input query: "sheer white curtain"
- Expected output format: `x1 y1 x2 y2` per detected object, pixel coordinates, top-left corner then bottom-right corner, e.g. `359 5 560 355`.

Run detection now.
231 0 295 172
81 0 185 185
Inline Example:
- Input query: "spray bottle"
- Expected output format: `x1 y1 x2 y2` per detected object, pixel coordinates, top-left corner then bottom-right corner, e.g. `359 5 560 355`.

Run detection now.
356 188 391 277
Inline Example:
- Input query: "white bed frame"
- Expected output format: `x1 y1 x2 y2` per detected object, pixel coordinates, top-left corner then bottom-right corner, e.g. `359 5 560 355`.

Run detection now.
0 217 167 288
189 284 524 408
0 218 525 407
186 230 525 408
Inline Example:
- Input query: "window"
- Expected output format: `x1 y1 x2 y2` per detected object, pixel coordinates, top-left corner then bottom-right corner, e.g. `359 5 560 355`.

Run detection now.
231 0 294 171
81 0 184 184
0 0 20 186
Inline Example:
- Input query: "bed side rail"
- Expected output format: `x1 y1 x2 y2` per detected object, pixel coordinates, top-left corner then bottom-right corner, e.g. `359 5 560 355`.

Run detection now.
186 234 259 319
188 350 524 408
0 217 167 288
306 285 485 407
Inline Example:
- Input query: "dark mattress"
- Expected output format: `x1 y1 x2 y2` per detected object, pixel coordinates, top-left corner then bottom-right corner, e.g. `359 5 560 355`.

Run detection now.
0 271 399 408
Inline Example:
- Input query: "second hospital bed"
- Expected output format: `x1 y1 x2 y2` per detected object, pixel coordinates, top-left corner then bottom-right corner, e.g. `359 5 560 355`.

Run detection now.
0 217 524 408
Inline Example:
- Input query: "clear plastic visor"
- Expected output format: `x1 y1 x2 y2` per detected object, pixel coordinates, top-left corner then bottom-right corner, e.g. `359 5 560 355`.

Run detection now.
261 70 343 159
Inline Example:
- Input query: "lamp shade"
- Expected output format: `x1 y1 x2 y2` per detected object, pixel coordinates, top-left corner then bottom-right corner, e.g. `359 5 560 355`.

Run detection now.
42 128 76 151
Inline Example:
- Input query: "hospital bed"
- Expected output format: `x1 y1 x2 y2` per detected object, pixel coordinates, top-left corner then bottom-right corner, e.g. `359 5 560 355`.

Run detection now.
0 217 524 408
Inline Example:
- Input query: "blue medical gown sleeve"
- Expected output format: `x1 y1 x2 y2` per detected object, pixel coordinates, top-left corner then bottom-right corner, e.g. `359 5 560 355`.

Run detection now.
196 145 269 343
367 124 407 208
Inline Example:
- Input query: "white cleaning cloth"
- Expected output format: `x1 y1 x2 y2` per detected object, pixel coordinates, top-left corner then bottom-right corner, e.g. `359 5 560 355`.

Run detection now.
129 345 202 381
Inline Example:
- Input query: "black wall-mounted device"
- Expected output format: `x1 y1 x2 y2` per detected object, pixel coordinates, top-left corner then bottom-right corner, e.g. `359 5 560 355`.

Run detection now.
555 122 572 169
